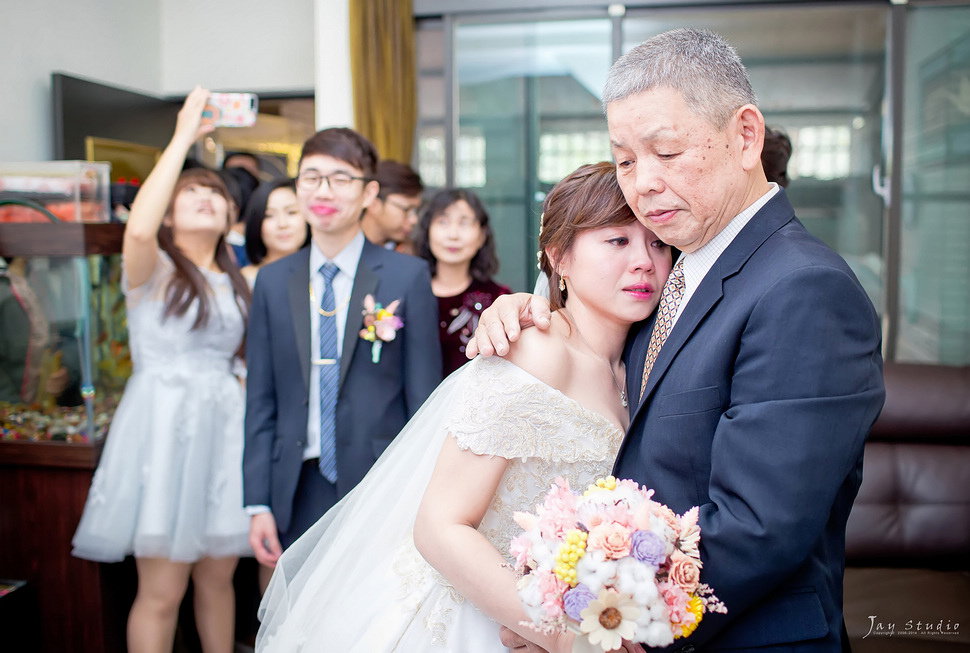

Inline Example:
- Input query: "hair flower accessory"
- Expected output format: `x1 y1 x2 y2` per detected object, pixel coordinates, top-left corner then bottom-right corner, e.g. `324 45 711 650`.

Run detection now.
359 294 403 363
512 476 726 651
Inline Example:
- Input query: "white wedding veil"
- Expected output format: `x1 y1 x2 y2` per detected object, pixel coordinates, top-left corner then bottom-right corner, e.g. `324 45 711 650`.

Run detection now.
256 361 475 650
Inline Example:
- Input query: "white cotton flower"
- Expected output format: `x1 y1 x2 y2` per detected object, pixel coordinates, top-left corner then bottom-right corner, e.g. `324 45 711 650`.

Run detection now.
575 549 618 596
516 575 545 624
640 621 675 648
613 557 658 607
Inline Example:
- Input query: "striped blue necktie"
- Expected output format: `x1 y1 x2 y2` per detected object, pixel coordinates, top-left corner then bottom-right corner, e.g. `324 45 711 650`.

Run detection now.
318 262 340 483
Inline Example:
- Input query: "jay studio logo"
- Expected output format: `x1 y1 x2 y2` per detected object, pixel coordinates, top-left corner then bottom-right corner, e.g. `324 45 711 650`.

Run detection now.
864 616 961 639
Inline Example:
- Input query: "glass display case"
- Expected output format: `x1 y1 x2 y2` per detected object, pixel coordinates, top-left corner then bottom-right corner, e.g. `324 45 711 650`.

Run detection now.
0 165 130 653
0 173 126 466
0 160 111 223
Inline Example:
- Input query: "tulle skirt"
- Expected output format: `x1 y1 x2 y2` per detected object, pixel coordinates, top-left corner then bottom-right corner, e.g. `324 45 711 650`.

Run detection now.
72 367 252 563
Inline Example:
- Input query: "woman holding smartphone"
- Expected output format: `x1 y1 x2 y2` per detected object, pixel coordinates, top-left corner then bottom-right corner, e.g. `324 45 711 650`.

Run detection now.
72 87 253 653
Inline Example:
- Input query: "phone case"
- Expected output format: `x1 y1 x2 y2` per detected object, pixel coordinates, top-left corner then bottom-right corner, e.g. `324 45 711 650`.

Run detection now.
203 93 258 128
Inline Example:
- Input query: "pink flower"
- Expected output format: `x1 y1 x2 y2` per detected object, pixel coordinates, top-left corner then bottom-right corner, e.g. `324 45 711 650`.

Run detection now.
587 523 633 560
668 551 701 594
659 581 691 624
510 534 533 572
603 503 636 531
535 569 568 620
537 478 579 540
653 502 681 535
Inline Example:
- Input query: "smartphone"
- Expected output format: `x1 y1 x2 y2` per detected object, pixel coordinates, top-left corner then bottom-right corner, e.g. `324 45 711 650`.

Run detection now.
203 92 258 128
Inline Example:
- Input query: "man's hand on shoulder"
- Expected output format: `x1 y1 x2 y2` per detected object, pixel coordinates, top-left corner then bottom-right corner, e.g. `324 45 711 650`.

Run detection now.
466 293 552 358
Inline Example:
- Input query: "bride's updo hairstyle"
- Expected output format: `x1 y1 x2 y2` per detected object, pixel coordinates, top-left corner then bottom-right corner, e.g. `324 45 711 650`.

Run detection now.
538 161 637 310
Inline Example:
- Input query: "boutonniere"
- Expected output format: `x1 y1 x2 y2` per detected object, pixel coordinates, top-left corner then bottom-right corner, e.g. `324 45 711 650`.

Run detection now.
359 294 403 363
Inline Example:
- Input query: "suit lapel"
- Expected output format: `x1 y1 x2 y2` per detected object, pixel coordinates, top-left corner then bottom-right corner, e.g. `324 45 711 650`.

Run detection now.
629 191 797 426
287 248 313 392
339 242 381 389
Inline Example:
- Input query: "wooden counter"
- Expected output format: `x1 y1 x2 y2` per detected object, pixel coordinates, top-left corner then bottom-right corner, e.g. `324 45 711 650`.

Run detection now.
0 438 130 652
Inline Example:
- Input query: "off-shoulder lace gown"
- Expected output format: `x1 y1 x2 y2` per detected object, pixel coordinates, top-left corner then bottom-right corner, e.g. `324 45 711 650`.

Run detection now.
257 356 624 652
72 252 251 562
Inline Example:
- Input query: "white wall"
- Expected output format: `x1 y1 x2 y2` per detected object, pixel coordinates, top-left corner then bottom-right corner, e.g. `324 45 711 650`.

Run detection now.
0 0 163 162
314 0 354 129
0 0 327 162
159 0 315 95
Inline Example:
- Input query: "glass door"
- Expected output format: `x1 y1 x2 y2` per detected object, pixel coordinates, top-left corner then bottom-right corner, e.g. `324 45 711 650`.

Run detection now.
453 18 614 291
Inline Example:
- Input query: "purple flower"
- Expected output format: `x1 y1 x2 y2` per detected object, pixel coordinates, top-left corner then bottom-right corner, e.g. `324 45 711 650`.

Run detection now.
563 584 597 622
631 530 665 567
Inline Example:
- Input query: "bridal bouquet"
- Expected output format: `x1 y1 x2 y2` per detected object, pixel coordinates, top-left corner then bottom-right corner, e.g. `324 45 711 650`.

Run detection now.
510 477 726 652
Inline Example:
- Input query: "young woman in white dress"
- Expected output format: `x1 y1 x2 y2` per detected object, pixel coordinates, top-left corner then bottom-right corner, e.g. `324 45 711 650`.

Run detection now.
256 161 673 652
72 86 253 653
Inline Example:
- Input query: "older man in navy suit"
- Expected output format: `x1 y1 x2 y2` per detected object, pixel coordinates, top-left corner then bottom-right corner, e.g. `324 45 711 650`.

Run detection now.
477 29 884 653
243 128 441 579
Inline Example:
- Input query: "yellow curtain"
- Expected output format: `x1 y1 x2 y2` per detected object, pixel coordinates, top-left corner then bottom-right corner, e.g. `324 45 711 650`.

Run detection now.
349 0 417 164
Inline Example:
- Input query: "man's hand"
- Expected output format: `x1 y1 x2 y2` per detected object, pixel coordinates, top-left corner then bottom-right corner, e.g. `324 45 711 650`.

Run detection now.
465 293 552 358
249 512 283 567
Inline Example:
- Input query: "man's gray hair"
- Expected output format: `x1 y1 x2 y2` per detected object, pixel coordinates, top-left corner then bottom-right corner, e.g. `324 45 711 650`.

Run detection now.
602 28 757 129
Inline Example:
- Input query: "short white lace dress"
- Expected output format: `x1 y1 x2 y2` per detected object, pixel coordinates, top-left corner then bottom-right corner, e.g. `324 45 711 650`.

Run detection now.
72 252 252 562
257 356 624 651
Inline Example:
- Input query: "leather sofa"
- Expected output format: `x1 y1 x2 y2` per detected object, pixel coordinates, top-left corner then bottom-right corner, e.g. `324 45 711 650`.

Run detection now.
843 362 970 651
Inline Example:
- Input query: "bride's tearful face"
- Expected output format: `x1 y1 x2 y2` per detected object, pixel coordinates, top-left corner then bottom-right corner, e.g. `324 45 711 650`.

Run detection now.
563 223 672 325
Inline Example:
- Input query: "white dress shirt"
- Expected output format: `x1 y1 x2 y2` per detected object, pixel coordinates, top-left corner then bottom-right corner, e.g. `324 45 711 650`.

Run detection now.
671 184 780 329
304 231 365 461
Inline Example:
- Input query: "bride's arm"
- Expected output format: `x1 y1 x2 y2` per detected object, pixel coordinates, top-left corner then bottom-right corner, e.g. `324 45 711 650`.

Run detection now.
414 437 571 653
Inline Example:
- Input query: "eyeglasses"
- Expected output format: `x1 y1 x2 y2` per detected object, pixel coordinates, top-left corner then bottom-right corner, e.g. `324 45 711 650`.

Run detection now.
296 171 368 192
385 199 421 217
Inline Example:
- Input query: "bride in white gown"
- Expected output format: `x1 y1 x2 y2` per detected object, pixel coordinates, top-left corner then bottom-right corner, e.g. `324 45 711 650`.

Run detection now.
256 162 673 652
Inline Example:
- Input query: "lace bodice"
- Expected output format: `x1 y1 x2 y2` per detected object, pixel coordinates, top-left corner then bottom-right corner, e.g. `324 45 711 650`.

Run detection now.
447 357 625 557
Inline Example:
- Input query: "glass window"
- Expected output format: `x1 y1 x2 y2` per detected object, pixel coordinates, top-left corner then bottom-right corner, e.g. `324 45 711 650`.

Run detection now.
455 18 613 291
623 4 888 316
898 5 970 364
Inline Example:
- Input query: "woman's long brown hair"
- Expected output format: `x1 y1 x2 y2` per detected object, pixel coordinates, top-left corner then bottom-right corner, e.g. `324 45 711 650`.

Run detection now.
157 168 252 357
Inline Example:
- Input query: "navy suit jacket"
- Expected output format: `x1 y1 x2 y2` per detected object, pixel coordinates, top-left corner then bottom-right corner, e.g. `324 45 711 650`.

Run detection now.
243 240 442 533
616 191 884 652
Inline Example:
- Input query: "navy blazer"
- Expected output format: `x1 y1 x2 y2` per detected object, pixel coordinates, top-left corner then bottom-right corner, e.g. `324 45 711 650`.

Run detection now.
616 191 884 652
243 240 442 533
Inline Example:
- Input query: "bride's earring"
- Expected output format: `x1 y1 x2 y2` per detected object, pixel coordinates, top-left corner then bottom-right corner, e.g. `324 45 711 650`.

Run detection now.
559 275 566 292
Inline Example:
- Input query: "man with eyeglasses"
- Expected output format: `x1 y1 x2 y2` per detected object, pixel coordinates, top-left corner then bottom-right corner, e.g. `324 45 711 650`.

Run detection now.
360 160 425 252
243 128 442 584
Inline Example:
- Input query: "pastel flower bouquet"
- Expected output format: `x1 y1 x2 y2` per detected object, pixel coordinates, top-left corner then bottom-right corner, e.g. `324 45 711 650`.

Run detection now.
511 476 726 652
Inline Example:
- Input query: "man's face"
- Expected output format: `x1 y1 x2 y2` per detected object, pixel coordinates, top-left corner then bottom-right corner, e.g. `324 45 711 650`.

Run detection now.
608 87 750 253
366 193 422 244
297 154 378 241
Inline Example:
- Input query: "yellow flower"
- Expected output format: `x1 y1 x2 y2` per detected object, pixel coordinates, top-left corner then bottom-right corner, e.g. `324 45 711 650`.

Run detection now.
554 529 587 586
579 589 640 651
676 595 705 639
584 476 618 496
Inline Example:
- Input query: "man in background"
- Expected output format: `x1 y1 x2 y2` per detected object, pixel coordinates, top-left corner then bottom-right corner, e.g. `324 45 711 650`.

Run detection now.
360 160 424 251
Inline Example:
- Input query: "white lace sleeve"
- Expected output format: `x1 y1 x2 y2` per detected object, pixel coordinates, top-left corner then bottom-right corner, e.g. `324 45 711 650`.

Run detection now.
445 357 569 461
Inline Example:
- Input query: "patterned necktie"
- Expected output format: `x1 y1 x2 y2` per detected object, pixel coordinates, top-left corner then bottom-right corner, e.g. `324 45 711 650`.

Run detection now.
318 262 340 483
640 259 686 401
